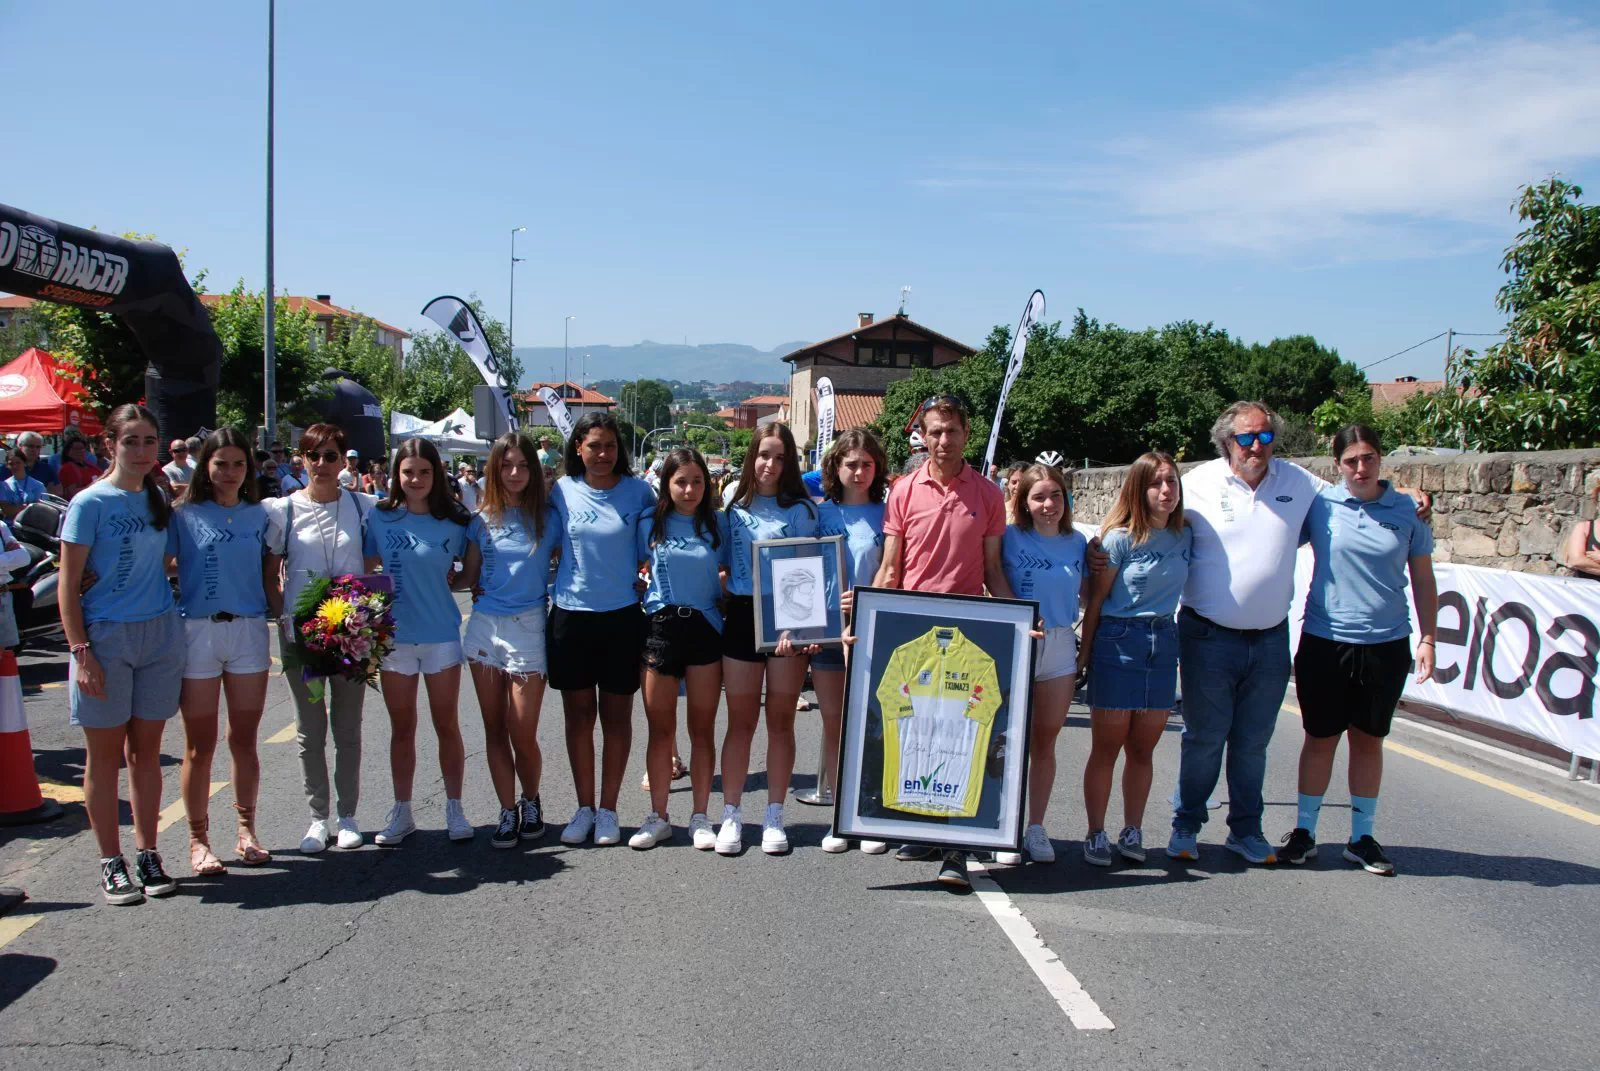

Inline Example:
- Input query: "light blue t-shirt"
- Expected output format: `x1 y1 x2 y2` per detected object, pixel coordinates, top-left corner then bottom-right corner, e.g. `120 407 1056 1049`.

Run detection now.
167 500 270 618
0 475 44 506
467 506 561 617
818 500 886 591
1001 525 1088 629
550 475 657 612
1099 525 1194 620
362 507 470 644
636 510 729 631
725 494 820 597
61 481 174 625
1302 482 1434 645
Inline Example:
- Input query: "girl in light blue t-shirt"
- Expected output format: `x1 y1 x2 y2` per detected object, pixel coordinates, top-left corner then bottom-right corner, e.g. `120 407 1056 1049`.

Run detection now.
362 438 472 847
1078 451 1192 869
812 428 889 856
167 428 274 874
59 404 185 904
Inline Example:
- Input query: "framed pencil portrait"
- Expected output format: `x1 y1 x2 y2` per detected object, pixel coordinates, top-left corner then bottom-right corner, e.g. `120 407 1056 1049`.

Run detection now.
832 587 1038 854
751 535 847 652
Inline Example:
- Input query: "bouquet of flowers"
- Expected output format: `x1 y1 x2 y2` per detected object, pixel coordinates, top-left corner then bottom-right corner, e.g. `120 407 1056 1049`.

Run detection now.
283 573 397 702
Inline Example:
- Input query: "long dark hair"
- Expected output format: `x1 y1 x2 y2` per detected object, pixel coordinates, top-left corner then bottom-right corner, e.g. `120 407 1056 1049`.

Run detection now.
1332 423 1382 460
727 422 813 513
821 427 888 504
380 437 469 524
563 411 633 480
649 447 721 550
103 403 171 530
480 431 546 538
182 428 260 507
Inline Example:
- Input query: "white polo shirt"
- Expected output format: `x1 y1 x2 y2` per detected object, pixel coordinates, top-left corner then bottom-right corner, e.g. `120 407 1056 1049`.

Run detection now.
1180 457 1328 631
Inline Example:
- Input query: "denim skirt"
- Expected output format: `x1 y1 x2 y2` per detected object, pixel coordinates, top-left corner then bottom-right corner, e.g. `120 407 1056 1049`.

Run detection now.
1088 615 1178 711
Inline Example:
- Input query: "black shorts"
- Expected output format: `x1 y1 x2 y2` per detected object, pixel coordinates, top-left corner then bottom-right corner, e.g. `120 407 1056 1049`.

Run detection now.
721 596 767 664
643 607 722 679
546 604 645 695
1293 632 1412 739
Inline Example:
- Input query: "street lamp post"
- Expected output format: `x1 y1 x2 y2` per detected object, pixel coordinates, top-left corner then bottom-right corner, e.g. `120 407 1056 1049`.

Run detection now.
508 226 525 357
563 315 575 395
263 0 276 448
582 352 590 391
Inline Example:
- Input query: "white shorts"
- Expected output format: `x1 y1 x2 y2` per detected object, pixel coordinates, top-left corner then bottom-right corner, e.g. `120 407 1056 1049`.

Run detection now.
463 606 547 677
1035 626 1078 682
184 616 271 679
382 640 463 676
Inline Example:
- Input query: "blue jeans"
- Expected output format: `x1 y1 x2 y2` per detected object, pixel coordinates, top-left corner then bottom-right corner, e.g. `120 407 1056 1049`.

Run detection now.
1174 611 1291 838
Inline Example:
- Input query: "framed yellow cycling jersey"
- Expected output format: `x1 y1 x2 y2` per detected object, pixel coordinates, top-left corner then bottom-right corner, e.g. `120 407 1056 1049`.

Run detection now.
833 587 1038 853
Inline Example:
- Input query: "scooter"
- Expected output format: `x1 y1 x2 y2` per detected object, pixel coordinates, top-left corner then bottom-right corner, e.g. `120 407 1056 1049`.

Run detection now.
8 496 67 648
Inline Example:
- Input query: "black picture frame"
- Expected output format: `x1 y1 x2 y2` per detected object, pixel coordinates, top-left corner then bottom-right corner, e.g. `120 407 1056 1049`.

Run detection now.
751 535 847 652
832 586 1038 853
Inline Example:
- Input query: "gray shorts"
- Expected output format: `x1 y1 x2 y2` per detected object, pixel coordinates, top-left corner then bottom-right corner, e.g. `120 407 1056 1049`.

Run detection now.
69 611 186 729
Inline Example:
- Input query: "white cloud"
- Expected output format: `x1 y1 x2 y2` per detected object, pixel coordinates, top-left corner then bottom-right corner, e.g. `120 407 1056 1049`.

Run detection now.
929 27 1600 259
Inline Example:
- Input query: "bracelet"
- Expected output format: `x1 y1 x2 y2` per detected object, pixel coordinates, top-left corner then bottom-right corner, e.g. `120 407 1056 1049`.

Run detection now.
1418 639 1435 646
69 642 91 655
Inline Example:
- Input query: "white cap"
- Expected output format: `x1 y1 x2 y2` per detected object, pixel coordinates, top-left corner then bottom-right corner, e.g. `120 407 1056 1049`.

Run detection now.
345 449 359 458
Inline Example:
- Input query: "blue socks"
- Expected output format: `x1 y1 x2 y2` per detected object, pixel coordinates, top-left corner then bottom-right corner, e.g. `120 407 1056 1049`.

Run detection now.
1296 793 1324 836
1350 795 1379 843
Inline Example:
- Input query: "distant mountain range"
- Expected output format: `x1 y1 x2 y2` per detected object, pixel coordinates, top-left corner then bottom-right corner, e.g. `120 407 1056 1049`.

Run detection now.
513 340 808 388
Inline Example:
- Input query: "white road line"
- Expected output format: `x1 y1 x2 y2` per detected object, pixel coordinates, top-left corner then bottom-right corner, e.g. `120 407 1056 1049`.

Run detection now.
966 859 1115 1031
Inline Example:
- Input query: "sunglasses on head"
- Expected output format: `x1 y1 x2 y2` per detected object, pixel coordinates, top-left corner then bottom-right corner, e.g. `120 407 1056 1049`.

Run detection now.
904 393 969 434
309 450 343 463
172 447 188 454
1233 431 1275 448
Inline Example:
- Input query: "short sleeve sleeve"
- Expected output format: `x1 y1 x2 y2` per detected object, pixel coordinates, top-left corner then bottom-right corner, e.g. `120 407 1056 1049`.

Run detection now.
883 481 907 538
1408 500 1435 556
60 493 97 546
448 521 469 557
263 498 289 556
793 500 820 538
165 516 180 557
635 514 651 564
1102 528 1130 570
361 514 380 557
717 512 732 568
983 484 1005 539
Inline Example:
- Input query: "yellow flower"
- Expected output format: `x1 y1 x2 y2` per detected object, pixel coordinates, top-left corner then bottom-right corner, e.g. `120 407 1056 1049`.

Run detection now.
317 597 354 629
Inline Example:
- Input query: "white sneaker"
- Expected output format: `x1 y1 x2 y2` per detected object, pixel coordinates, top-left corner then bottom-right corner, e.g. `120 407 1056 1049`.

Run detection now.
300 819 331 854
593 808 621 846
1023 823 1055 863
860 839 889 855
761 803 789 855
993 850 1023 865
560 806 595 845
374 803 415 846
715 806 743 855
629 812 671 849
335 817 363 849
821 833 849 853
690 813 716 851
445 799 473 841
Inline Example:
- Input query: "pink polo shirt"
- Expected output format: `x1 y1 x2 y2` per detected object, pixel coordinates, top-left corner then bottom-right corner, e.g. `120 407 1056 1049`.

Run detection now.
883 461 1006 595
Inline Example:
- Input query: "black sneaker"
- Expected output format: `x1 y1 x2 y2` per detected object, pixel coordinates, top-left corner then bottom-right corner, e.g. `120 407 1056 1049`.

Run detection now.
1278 828 1318 865
937 851 971 888
491 807 520 849
134 849 177 897
895 843 937 862
1343 835 1395 876
518 795 545 841
101 856 144 905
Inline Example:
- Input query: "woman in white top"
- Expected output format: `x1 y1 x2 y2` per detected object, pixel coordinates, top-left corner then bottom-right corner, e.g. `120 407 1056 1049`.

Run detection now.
264 424 379 854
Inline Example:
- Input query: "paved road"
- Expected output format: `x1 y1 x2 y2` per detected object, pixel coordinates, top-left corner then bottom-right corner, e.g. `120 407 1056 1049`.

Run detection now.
3 608 1598 1071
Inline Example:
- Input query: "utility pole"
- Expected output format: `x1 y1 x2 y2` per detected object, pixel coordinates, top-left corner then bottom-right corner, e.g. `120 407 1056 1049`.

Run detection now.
564 315 575 394
263 0 276 448
1444 327 1454 369
508 227 526 360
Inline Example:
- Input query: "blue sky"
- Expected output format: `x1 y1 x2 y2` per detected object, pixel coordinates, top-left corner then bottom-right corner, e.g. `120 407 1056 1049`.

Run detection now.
5 1 1599 383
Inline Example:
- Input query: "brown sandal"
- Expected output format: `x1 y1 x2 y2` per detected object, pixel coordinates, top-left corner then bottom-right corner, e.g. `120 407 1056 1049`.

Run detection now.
234 803 271 866
189 817 226 876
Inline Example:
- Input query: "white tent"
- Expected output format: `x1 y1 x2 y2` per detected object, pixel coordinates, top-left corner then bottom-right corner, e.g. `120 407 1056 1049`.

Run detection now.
391 407 489 456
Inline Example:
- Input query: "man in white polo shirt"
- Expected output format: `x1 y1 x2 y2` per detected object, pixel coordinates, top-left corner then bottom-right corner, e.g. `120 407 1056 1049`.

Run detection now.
1168 400 1429 866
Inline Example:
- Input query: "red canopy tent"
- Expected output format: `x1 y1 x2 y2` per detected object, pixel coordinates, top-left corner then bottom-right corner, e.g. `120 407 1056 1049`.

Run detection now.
0 348 102 435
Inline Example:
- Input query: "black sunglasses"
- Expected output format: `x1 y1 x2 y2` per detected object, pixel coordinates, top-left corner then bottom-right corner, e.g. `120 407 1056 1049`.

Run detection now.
308 450 343 463
904 393 970 435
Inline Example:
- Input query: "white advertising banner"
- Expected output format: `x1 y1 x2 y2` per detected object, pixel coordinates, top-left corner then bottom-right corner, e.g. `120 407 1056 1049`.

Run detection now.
535 386 575 440
420 295 520 432
1286 552 1600 760
983 289 1045 478
815 376 835 448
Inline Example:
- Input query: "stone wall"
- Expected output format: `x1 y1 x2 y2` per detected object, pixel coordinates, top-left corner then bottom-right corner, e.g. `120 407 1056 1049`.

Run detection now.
1068 448 1600 575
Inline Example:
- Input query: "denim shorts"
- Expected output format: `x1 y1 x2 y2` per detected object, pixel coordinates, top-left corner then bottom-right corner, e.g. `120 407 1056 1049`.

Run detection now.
69 610 186 729
464 606 547 677
1088 615 1178 711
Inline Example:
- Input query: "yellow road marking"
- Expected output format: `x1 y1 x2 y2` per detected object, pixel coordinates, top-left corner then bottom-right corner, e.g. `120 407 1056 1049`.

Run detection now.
265 722 296 744
0 914 42 951
1282 699 1600 827
38 779 84 804
155 781 228 833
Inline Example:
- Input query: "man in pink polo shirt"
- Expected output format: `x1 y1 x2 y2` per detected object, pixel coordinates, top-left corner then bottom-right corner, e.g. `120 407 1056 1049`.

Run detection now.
873 394 1016 887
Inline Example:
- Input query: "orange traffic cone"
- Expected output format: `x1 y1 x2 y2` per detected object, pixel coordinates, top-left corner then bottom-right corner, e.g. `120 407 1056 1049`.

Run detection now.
0 648 63 827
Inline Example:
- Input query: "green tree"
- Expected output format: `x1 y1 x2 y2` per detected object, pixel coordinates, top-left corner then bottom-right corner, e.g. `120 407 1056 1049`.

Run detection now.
205 281 324 431
1428 177 1600 450
1227 335 1366 423
619 379 675 432
0 304 50 359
